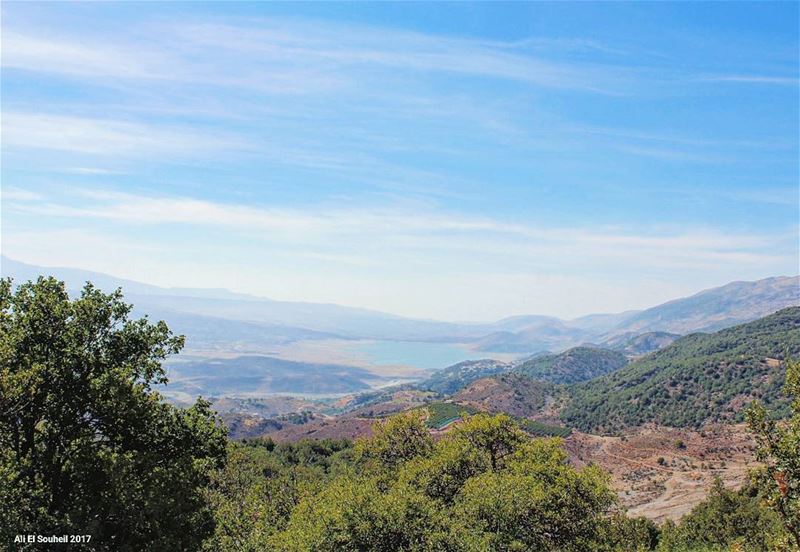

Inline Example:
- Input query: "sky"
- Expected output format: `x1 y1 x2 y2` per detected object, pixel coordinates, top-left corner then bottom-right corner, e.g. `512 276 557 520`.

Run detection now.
1 1 798 322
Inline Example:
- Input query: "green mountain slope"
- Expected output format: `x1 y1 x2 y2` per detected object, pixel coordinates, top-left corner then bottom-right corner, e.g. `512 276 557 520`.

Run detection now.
561 307 800 433
418 359 511 395
514 346 629 384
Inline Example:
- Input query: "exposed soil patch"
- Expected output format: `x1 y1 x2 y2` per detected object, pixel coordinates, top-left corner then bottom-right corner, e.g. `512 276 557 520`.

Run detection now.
565 423 756 522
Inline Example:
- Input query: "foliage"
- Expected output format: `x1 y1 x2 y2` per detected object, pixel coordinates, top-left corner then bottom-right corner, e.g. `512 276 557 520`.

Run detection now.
562 308 800 432
454 440 613 551
6 275 797 551
452 372 558 418
271 476 461 551
514 346 629 384
746 356 800 548
0 277 227 550
595 514 660 551
270 411 616 551
355 409 434 470
426 399 570 437
242 436 352 470
203 439 352 551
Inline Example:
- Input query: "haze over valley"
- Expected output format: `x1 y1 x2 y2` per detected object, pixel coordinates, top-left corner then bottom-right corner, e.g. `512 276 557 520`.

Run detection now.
4 256 797 404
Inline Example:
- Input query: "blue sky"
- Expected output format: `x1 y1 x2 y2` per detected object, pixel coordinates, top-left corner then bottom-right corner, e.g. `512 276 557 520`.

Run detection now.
1 2 798 321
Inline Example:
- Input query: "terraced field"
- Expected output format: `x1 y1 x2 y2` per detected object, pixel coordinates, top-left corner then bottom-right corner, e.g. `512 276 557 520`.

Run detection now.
517 419 572 438
424 401 479 429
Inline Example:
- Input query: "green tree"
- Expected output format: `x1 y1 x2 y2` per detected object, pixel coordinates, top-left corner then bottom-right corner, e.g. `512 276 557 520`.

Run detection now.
455 438 615 551
399 436 490 504
203 445 312 551
595 514 659 551
271 476 462 551
354 409 433 471
746 356 800 548
0 277 227 550
203 439 353 551
450 413 527 471
273 412 616 551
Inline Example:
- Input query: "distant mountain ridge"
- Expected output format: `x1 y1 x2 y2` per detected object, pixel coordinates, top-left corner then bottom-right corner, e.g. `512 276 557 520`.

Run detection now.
608 276 800 335
3 256 798 359
603 331 681 356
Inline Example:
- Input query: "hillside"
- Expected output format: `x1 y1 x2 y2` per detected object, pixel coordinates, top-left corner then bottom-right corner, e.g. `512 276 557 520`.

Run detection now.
474 323 590 353
604 331 681 356
417 358 511 394
514 346 629 384
610 276 799 335
475 276 798 354
561 307 800 433
453 373 560 419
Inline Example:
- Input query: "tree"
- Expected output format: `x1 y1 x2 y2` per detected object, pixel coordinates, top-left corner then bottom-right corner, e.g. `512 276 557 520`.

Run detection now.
0 277 227 550
596 514 659 552
270 476 461 551
746 356 800 549
354 409 433 471
273 412 616 551
203 439 352 551
455 439 615 551
451 413 527 471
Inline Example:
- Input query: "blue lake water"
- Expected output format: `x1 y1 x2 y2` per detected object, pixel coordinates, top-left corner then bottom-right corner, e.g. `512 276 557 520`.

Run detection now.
348 340 480 370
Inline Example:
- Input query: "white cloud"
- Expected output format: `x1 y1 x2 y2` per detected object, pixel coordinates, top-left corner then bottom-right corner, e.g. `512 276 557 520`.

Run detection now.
703 74 799 86
2 112 248 156
1 31 173 80
61 167 126 175
1 186 43 201
1 18 635 95
7 189 791 274
2 11 796 320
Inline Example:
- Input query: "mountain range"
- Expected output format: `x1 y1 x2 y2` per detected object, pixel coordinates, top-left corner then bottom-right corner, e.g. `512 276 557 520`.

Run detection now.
4 256 797 360
312 307 800 444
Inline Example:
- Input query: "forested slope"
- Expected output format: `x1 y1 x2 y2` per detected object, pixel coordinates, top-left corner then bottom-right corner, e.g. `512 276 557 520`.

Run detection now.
561 307 800 433
514 346 628 384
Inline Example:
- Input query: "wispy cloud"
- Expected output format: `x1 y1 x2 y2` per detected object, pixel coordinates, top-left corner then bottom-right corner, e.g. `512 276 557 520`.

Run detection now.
5 188 794 319
702 74 799 86
61 167 126 176
1 186 43 201
1 20 635 95
1 31 174 80
7 189 790 271
2 112 249 156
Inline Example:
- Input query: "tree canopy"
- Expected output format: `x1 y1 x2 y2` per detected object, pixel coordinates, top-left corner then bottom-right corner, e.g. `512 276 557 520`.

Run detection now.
0 277 227 550
265 412 619 551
